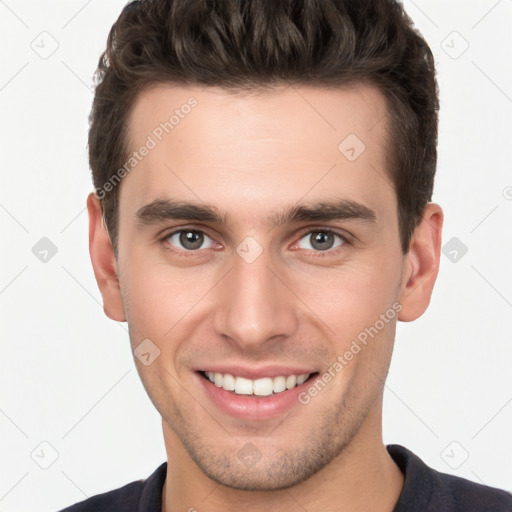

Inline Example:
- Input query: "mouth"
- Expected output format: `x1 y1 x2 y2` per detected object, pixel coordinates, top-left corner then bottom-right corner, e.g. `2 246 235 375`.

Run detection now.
199 370 317 396
196 369 319 421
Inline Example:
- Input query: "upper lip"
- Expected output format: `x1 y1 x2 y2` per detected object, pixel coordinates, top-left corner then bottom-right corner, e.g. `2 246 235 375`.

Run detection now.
196 365 317 380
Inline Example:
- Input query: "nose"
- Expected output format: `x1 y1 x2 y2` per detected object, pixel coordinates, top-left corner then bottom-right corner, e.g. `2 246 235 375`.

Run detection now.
212 243 298 352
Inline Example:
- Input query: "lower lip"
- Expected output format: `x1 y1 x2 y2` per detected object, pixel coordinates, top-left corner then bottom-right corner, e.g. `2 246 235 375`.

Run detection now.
197 373 315 421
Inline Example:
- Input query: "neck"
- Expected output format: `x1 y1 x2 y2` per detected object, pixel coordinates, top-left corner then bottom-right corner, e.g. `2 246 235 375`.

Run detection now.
161 402 404 512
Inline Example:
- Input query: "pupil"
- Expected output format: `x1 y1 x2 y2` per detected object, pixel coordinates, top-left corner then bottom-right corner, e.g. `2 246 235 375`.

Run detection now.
313 232 333 250
181 231 203 249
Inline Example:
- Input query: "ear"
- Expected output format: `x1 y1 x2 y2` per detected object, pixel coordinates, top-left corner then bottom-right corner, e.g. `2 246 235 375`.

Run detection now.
398 202 443 322
87 192 126 322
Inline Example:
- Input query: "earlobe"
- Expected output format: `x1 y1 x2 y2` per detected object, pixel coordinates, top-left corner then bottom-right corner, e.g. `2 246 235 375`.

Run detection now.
398 203 444 322
87 192 127 322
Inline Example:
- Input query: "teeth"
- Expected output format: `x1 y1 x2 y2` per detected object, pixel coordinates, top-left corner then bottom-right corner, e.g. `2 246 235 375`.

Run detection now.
273 376 286 393
296 374 309 385
205 372 311 395
253 377 273 396
223 373 235 391
285 375 297 389
235 377 253 395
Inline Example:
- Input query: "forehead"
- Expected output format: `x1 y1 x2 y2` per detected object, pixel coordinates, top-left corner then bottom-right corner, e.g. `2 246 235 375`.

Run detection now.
120 82 394 227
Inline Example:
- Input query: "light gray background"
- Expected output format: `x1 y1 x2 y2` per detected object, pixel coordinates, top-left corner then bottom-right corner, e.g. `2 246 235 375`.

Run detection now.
1 1 511 510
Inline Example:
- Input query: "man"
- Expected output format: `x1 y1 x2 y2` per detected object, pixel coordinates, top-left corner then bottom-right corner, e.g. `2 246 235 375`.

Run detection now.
59 0 512 510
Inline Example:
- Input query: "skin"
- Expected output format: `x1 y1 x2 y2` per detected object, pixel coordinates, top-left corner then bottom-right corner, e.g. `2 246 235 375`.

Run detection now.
88 83 443 512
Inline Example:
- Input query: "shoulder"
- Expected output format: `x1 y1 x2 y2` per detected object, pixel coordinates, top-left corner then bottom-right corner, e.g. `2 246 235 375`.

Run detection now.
57 481 143 511
57 462 167 512
433 470 512 511
387 444 512 512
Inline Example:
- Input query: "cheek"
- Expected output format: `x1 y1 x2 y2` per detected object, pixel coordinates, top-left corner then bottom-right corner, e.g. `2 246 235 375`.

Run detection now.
291 256 401 331
119 254 213 341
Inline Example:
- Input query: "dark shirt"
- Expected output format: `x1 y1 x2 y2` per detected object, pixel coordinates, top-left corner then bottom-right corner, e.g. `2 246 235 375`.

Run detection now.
58 444 512 511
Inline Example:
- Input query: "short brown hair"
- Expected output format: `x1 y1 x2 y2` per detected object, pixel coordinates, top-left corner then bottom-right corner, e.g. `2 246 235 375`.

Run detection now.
89 0 439 256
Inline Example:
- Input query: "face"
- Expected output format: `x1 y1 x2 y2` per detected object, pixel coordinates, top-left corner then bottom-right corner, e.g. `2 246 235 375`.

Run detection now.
95 83 428 490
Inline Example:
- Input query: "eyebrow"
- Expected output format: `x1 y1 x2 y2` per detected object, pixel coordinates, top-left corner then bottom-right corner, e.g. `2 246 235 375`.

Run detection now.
134 197 377 229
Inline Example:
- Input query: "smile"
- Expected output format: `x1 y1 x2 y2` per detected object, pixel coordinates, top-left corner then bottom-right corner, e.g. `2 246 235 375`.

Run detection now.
196 367 320 420
202 371 312 396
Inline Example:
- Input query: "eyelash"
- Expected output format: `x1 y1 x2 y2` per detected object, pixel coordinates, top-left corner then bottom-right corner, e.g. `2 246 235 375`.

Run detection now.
159 227 350 258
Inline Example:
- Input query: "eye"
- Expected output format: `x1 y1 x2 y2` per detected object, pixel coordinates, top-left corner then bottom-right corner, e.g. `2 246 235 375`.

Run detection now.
296 229 347 253
160 227 348 256
163 229 217 252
